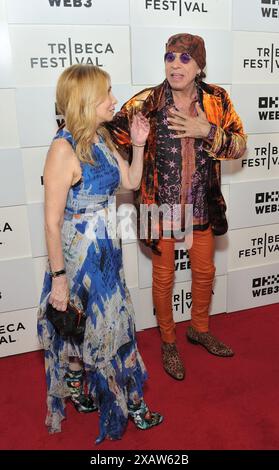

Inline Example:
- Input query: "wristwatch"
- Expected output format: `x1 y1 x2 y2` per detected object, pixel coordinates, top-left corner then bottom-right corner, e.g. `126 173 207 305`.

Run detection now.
50 268 66 278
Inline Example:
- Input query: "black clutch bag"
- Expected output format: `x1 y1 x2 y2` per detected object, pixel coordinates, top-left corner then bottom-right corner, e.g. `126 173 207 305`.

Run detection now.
46 302 86 342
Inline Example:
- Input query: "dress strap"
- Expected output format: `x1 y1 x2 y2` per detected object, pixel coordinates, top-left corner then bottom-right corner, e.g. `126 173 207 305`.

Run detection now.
53 128 76 150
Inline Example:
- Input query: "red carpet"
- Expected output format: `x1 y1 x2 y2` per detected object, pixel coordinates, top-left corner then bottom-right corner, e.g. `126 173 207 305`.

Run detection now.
1 304 279 450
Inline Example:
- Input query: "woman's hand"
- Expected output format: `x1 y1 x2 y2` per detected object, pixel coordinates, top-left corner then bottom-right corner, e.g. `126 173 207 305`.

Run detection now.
113 112 149 190
49 275 69 311
130 112 150 146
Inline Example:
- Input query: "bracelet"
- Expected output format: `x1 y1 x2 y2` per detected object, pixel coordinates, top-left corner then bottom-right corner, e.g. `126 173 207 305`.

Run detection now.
132 143 145 148
50 268 66 278
206 124 217 141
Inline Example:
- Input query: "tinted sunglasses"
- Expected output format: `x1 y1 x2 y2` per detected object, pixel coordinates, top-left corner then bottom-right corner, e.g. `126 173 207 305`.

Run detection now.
164 51 191 64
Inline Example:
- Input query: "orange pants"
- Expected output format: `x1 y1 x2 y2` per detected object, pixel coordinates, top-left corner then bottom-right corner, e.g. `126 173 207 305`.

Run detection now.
152 227 216 343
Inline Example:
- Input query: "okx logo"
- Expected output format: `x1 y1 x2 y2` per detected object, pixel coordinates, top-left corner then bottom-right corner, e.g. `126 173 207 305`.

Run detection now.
255 191 279 214
252 273 279 297
175 248 191 272
258 96 279 120
261 0 279 19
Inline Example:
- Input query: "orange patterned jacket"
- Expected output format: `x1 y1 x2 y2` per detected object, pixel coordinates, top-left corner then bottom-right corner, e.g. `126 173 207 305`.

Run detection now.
107 80 247 247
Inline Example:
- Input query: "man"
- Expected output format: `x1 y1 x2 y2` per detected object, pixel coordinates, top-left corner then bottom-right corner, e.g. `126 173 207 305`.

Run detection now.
108 33 247 380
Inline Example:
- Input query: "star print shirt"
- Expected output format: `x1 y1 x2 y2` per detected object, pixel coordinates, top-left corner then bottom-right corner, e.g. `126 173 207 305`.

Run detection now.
156 82 210 232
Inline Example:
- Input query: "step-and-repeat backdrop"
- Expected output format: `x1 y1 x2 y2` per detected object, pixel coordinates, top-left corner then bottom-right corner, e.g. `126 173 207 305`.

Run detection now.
1 0 279 356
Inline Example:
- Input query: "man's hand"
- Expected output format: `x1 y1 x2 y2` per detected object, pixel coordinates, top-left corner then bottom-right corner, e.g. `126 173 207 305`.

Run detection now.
167 102 211 139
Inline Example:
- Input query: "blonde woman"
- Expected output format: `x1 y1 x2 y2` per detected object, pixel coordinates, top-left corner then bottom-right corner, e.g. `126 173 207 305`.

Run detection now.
38 64 162 444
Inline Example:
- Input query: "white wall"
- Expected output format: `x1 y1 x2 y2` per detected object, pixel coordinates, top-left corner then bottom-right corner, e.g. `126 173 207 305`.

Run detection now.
1 0 279 356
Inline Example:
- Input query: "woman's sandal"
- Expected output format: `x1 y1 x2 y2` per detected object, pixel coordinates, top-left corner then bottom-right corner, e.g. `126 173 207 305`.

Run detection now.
65 369 97 413
128 400 163 430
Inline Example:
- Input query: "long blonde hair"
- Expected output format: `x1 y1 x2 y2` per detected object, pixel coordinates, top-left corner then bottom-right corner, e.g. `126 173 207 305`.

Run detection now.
56 64 114 164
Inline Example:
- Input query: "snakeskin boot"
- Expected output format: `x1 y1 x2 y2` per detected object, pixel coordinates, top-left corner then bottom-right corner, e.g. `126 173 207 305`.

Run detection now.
65 369 97 413
128 400 163 430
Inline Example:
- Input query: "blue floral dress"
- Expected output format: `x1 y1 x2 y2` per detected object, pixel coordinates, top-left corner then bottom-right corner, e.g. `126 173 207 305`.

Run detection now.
37 129 147 443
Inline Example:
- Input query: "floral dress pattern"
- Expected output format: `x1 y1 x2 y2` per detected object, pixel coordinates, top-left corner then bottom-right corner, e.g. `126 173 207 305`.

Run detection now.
37 129 147 443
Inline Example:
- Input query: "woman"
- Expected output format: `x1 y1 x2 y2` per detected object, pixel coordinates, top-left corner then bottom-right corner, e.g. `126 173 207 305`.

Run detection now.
37 64 163 444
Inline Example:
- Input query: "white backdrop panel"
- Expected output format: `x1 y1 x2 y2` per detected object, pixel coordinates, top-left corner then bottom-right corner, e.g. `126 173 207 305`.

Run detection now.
16 87 56 148
0 258 37 312
232 0 279 33
0 0 6 21
231 84 279 134
33 256 48 304
27 203 47 257
0 0 14 87
22 147 47 204
6 0 130 24
222 133 279 183
228 223 279 270
131 0 231 29
9 25 131 87
0 205 32 260
131 27 232 85
0 149 26 207
232 31 279 83
122 243 139 288
228 262 279 312
0 308 40 357
229 178 279 230
0 89 19 148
